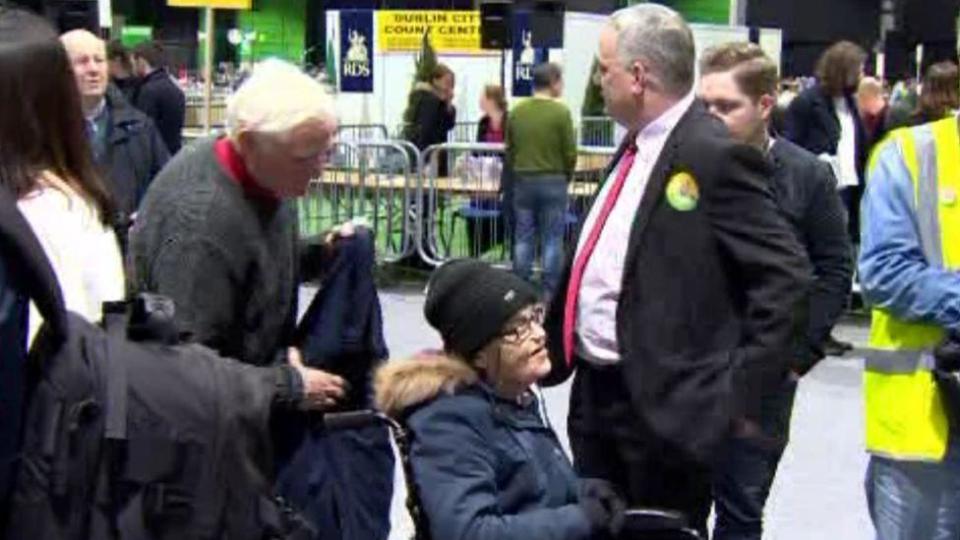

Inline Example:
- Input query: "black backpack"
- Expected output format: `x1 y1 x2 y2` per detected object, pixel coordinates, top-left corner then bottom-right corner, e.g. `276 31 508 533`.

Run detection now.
6 296 314 540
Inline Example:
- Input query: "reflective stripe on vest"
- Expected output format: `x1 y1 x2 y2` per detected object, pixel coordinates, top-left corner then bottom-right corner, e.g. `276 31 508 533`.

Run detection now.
864 117 960 462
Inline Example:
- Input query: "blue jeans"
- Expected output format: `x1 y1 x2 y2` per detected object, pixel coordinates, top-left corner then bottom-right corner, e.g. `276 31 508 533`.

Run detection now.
866 437 960 540
713 376 798 540
512 176 568 297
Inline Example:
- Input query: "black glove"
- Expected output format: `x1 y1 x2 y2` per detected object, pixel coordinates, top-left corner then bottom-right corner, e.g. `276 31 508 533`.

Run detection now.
578 478 626 536
935 332 960 372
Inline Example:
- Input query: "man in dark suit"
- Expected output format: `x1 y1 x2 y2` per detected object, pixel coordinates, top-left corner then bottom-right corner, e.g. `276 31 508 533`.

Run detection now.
542 5 811 535
132 41 186 154
699 43 852 540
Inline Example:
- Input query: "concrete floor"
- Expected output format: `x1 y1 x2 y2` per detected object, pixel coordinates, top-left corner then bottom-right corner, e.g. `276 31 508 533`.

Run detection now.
363 288 874 540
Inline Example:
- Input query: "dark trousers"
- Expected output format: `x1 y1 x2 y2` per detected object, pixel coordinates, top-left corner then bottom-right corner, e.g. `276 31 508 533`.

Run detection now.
568 362 713 537
0 267 27 528
712 376 798 540
839 185 862 244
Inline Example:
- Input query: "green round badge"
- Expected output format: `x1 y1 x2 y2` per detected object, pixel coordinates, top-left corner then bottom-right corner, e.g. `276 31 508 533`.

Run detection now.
666 171 699 212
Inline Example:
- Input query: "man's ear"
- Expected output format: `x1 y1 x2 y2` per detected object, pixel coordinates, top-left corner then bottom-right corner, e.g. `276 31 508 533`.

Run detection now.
233 130 256 155
758 93 777 123
631 61 647 95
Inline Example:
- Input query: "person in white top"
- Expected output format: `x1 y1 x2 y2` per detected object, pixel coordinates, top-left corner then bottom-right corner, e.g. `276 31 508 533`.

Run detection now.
18 174 125 341
0 20 125 342
783 42 866 229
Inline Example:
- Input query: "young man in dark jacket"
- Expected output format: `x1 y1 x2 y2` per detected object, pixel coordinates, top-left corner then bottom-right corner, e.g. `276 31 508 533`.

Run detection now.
783 41 867 356
699 42 852 540
60 30 170 246
132 41 186 154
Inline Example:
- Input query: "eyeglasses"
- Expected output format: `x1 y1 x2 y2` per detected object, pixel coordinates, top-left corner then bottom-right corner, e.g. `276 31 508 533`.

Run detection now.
500 305 546 344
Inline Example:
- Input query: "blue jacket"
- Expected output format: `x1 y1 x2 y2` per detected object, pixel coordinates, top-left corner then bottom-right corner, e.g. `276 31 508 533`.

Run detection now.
98 86 170 222
859 137 960 328
276 228 393 540
375 356 595 540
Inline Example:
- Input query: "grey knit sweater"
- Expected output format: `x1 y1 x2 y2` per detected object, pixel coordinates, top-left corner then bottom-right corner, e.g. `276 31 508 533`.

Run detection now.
130 138 299 366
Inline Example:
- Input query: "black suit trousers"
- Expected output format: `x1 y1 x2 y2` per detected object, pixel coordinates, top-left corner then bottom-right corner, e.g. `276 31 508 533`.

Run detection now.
568 362 713 537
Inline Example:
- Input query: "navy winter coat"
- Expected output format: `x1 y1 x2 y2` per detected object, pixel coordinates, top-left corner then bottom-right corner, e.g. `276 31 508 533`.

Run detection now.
375 356 595 540
134 69 186 154
98 86 170 223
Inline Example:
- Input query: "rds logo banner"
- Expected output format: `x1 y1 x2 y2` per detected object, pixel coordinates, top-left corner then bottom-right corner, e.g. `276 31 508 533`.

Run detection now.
340 10 374 93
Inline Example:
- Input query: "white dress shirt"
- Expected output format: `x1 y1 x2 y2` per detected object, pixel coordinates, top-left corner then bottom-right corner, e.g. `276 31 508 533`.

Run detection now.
833 97 859 189
574 92 696 364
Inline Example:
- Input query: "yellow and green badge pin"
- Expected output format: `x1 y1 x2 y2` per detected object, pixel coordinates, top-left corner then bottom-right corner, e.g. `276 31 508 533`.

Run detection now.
666 171 699 212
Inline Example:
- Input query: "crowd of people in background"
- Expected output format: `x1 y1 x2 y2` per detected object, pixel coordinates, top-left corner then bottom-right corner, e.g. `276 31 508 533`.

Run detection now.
2 2 960 540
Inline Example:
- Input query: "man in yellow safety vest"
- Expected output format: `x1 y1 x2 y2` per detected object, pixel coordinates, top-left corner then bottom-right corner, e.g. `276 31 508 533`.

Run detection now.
859 115 960 539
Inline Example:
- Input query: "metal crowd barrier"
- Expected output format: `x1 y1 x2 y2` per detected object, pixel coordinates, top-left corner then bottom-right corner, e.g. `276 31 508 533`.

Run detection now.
418 142 509 267
566 146 616 246
337 124 390 143
183 96 228 129
450 122 480 143
299 140 421 263
391 122 478 144
578 116 616 147
416 142 618 268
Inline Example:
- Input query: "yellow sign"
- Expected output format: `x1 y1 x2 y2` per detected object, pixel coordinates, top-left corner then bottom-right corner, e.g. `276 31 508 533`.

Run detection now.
168 0 251 9
377 11 482 54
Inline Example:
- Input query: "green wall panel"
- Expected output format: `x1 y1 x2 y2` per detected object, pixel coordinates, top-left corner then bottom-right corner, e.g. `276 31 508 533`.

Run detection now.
627 0 731 24
237 0 307 63
668 0 729 23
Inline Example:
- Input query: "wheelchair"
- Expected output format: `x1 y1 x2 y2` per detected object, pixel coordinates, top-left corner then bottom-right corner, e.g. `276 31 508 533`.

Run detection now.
322 411 703 540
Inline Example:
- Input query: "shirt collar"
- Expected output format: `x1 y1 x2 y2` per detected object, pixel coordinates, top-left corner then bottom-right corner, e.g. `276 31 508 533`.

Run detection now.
86 98 107 123
634 90 695 145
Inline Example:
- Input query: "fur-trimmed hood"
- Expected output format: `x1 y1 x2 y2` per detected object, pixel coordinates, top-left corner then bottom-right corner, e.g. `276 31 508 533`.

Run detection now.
374 353 478 418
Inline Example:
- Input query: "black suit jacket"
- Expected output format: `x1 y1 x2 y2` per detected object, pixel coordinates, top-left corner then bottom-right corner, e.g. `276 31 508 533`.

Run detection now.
134 69 186 154
544 102 812 462
768 138 852 374
783 85 867 183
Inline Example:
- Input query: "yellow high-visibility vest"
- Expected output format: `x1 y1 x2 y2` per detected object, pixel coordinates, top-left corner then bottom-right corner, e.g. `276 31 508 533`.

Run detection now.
864 117 960 462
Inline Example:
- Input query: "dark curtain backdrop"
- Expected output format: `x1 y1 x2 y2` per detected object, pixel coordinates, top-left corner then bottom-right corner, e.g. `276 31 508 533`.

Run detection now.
748 0 958 79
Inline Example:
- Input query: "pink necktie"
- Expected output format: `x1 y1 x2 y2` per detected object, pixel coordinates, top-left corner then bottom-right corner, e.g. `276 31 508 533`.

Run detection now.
562 143 638 365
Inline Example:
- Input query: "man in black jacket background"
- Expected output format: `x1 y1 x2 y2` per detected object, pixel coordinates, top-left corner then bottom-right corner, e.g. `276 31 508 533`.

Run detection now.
699 43 852 540
132 41 186 155
543 5 810 536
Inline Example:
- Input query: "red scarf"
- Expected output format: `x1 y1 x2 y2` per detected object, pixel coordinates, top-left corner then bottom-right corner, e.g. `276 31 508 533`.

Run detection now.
214 137 280 202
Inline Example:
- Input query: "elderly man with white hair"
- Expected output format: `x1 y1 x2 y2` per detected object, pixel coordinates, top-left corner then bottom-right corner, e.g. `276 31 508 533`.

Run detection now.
542 5 810 535
130 59 346 408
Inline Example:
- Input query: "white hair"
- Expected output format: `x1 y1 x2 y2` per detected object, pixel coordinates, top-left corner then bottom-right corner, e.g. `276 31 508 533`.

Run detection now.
226 58 336 138
610 4 695 97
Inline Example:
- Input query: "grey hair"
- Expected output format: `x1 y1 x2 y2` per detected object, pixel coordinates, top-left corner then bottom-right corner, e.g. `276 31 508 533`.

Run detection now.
532 62 562 91
609 4 695 97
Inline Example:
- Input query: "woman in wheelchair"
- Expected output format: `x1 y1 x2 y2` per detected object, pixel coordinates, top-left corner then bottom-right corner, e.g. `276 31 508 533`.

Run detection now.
375 260 624 540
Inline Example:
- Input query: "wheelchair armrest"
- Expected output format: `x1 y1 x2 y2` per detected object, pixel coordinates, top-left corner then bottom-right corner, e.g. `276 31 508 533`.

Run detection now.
622 508 690 531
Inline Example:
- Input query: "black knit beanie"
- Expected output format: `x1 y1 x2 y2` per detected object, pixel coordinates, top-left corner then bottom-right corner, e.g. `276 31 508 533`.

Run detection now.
424 259 540 359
